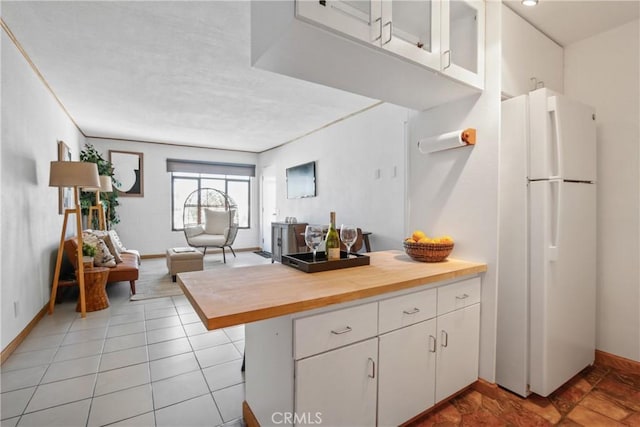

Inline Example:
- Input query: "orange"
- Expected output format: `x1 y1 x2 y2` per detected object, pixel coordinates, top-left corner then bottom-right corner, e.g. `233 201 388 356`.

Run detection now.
412 230 427 242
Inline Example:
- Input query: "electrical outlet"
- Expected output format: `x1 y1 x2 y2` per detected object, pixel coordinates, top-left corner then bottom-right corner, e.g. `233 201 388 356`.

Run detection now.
14 301 19 318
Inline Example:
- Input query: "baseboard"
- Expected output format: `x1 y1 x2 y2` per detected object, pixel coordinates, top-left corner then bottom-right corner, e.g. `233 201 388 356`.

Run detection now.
141 247 262 259
1 303 48 365
243 401 260 427
595 349 640 372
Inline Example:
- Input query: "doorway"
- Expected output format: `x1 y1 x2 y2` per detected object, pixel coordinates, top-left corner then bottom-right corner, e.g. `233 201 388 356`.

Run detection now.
261 165 277 252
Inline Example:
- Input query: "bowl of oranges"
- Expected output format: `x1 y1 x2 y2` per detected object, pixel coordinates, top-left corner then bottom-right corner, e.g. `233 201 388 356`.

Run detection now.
403 230 454 262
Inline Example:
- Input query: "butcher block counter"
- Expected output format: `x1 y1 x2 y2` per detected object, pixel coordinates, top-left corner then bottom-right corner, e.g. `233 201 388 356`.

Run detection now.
178 250 486 330
179 250 487 426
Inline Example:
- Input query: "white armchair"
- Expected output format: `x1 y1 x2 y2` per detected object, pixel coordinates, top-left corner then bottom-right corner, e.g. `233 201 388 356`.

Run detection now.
182 188 239 263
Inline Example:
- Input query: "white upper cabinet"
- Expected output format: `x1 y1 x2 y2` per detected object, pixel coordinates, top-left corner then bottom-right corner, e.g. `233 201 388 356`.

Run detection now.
381 0 442 70
296 1 383 45
501 5 563 98
251 1 484 110
296 0 484 89
442 0 485 89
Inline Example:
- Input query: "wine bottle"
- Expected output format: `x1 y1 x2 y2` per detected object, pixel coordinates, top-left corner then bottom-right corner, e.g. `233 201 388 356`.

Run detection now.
326 211 340 261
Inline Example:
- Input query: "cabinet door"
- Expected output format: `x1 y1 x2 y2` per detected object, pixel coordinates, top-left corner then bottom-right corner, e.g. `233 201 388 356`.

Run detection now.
295 338 377 427
271 224 282 262
441 0 484 89
435 303 480 403
378 319 436 427
297 0 382 45
380 0 441 70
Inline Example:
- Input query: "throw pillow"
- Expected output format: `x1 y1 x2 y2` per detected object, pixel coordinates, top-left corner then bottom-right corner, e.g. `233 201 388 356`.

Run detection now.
108 230 127 252
102 234 123 264
89 230 122 263
204 209 228 235
82 232 116 267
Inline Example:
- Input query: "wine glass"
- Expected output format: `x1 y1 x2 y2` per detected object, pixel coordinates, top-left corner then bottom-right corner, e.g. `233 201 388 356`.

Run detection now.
340 224 358 258
304 225 324 262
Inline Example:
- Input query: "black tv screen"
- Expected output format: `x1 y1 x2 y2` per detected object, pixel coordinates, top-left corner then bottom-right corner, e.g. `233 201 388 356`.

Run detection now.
286 161 316 199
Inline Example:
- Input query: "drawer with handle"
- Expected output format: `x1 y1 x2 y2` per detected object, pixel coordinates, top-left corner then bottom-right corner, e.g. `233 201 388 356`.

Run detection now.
437 277 481 316
294 302 378 360
378 288 437 334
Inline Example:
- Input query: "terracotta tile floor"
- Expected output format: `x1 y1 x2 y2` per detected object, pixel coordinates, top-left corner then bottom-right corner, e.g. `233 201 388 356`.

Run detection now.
408 364 640 426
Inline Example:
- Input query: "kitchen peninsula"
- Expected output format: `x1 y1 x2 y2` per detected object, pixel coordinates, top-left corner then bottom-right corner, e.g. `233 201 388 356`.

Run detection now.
179 250 487 426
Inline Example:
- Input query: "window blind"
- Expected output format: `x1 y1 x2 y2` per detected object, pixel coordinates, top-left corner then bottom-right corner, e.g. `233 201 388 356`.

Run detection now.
166 159 256 177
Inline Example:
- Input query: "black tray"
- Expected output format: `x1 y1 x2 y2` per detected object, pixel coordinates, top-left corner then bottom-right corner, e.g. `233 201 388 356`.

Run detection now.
281 251 370 273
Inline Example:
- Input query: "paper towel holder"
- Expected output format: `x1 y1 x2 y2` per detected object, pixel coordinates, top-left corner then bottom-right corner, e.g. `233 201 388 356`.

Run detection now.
418 128 477 154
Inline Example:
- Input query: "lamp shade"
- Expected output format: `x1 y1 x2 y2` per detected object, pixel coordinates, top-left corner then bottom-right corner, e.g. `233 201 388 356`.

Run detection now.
99 175 113 192
49 161 100 188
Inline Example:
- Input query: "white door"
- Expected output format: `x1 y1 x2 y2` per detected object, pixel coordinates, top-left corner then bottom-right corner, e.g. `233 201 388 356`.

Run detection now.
441 0 485 89
261 165 277 252
435 304 480 403
529 180 596 397
380 0 441 70
297 0 382 45
295 338 377 427
529 89 597 181
378 319 436 426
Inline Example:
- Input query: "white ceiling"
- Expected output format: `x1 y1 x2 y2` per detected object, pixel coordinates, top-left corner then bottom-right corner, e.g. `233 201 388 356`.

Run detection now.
3 1 639 152
1 1 376 153
503 0 639 46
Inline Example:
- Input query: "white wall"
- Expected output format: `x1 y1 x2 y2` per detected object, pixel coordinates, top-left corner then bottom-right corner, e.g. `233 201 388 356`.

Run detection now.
564 20 640 362
86 138 260 255
258 103 408 252
407 1 501 381
1 30 86 350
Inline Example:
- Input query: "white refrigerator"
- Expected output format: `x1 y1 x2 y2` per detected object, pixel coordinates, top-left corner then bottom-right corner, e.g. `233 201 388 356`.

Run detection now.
497 88 596 397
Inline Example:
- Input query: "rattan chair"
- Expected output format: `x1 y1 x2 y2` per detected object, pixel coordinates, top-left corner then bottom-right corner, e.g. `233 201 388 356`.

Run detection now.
182 188 239 263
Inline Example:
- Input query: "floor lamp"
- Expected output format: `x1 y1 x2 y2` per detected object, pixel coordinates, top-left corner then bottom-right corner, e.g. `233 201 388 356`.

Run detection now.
86 175 113 231
49 161 100 318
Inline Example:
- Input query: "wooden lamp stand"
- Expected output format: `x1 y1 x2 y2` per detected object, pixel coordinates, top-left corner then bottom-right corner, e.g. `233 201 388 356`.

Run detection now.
87 175 112 231
87 190 107 231
49 161 100 318
49 188 87 316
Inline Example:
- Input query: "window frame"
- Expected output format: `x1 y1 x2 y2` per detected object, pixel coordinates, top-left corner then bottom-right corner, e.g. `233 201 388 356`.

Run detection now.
171 173 251 231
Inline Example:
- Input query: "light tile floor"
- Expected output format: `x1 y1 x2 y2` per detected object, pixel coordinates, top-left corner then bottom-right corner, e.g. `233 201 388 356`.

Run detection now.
1 252 272 427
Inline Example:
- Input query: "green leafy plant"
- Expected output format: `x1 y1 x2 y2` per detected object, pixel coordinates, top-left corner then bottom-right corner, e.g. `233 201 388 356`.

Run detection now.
82 242 97 258
79 144 120 228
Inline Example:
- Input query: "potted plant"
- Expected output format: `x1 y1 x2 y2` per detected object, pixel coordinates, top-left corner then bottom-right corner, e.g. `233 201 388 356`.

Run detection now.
82 242 97 269
79 143 120 229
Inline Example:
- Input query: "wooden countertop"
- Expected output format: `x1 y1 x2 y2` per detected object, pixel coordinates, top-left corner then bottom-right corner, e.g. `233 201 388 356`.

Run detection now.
178 250 487 330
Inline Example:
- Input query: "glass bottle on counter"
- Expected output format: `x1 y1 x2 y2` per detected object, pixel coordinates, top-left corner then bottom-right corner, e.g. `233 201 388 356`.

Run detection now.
326 211 340 261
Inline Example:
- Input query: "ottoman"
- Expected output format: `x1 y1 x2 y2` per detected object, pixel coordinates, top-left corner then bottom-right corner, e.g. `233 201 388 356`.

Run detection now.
166 247 204 282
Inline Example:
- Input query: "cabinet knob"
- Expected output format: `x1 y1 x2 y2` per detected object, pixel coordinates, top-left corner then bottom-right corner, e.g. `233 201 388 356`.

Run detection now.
429 335 437 353
441 330 449 348
367 357 376 379
443 50 452 70
382 21 393 45
402 307 420 315
330 326 352 335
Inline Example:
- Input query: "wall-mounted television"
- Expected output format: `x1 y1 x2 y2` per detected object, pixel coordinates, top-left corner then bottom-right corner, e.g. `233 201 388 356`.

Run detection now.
286 161 316 199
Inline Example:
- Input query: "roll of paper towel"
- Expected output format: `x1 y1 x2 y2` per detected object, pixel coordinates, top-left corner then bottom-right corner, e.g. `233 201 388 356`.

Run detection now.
417 128 476 153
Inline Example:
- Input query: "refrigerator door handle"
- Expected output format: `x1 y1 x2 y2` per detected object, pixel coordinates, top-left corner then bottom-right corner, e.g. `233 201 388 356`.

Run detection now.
548 180 561 262
547 96 562 179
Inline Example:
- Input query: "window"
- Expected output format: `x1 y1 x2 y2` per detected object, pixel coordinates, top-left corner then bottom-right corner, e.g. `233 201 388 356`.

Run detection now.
167 159 255 231
171 172 251 230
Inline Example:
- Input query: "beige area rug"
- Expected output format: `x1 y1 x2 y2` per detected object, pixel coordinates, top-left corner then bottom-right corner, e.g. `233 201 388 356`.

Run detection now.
129 252 271 301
